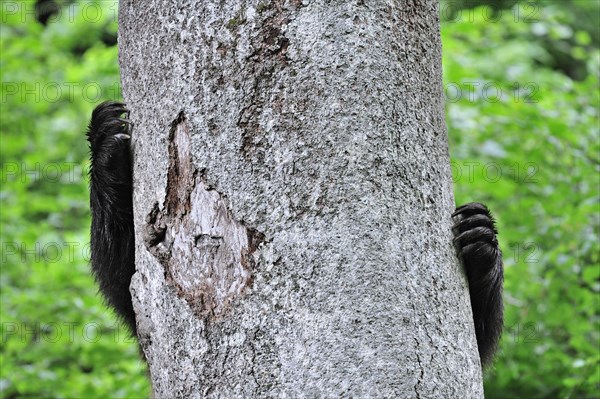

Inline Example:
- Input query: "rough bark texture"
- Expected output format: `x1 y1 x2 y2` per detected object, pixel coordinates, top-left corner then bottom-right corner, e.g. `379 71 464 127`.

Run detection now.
119 0 483 397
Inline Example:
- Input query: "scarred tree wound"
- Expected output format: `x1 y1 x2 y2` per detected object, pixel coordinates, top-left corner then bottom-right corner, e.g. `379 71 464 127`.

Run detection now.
144 112 265 321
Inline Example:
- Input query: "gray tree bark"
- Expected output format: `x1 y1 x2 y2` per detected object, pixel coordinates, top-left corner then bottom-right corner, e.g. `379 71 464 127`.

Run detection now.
119 0 483 397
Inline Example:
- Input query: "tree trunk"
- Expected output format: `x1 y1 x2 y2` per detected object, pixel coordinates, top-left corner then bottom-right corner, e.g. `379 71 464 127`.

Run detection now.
119 0 483 397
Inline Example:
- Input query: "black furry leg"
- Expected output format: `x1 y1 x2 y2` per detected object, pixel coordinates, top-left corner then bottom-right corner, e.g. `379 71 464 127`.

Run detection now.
87 101 136 336
453 202 504 368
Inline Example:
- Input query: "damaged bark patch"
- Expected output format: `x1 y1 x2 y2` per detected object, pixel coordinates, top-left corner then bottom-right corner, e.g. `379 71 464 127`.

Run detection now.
144 112 265 320
165 111 196 218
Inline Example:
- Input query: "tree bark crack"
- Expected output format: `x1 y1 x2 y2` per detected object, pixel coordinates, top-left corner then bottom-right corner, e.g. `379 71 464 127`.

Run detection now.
413 337 424 399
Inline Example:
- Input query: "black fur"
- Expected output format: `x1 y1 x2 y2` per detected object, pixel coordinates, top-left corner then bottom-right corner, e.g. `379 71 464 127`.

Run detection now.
87 101 136 335
86 102 503 367
453 202 504 367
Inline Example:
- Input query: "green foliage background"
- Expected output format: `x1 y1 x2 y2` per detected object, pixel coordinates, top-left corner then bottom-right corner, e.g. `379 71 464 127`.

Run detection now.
1 0 598 398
